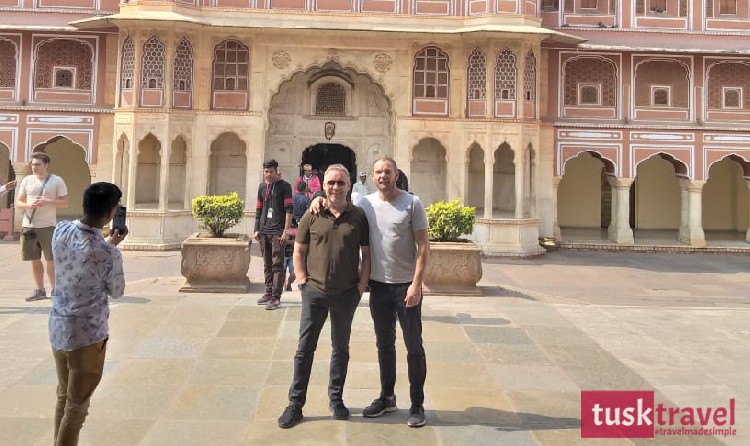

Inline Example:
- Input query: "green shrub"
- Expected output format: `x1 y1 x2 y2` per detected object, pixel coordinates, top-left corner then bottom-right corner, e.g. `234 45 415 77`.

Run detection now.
425 198 476 242
192 192 244 237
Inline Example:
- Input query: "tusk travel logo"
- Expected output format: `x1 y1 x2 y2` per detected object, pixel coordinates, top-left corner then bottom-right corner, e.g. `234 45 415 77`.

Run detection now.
580 391 737 439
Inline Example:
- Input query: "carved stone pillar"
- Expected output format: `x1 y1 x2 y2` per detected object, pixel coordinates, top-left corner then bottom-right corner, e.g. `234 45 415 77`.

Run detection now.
606 177 635 244
552 175 562 239
514 149 524 218
158 137 170 212
126 141 138 210
678 178 706 246
746 180 750 243
516 45 526 119
483 153 493 219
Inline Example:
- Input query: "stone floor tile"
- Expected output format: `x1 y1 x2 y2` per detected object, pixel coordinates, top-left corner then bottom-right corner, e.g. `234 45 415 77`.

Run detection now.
87 384 182 420
436 425 539 446
141 419 250 446
463 326 534 345
0 384 56 417
427 363 495 389
189 358 271 386
164 385 259 420
129 337 210 359
103 358 195 386
218 320 282 338
474 342 554 366
0 417 49 445
244 418 344 445
202 337 275 360
423 341 483 363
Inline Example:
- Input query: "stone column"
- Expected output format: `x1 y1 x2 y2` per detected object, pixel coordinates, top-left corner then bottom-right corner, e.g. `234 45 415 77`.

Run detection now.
158 136 170 212
678 178 706 246
164 33 175 110
514 148 524 218
10 162 30 236
483 153 493 219
516 45 526 119
606 177 635 244
126 140 138 210
552 176 562 239
133 33 144 108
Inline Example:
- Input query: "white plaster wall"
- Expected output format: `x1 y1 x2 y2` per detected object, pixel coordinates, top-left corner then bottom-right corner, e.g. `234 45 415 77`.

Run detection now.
635 157 681 230
557 152 602 228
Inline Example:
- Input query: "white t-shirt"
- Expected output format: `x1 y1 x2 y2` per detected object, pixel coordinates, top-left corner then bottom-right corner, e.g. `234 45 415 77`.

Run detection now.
355 191 428 284
19 174 68 228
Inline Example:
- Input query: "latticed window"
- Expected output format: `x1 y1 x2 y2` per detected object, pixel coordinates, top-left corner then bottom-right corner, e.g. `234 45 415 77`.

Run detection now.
213 40 249 92
121 37 135 90
581 0 596 7
141 35 165 89
173 37 193 91
54 68 74 88
0 39 16 88
495 48 517 100
653 87 669 106
467 48 486 100
708 62 750 109
414 46 449 99
564 57 616 106
315 83 346 116
650 0 666 11
580 85 600 104
724 88 741 108
35 39 92 89
524 50 536 102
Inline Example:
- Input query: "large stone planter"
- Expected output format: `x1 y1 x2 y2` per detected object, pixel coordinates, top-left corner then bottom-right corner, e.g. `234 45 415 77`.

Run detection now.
179 233 252 293
423 241 483 295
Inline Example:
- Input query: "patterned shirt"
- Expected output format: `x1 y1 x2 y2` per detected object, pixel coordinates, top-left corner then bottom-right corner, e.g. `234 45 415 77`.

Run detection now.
49 220 125 351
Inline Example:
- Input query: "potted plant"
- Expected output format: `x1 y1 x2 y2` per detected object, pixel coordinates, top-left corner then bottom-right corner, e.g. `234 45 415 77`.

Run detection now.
179 192 252 293
423 198 483 295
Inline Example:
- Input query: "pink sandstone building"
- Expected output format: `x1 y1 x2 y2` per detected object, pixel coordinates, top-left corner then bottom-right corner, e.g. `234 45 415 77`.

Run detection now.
0 0 748 254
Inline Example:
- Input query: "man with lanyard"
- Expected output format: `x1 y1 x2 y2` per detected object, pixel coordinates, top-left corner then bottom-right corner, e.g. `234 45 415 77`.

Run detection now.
254 159 293 310
15 152 69 302
294 163 321 199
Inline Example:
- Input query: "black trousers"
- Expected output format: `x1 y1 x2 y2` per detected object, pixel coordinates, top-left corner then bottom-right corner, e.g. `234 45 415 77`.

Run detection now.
368 280 427 407
288 285 361 407
259 233 285 299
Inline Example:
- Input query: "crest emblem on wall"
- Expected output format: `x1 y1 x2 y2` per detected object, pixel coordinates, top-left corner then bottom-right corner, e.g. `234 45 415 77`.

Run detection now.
324 122 336 140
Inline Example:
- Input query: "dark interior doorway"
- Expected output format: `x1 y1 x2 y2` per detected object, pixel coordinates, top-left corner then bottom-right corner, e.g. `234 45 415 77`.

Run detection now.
301 143 357 183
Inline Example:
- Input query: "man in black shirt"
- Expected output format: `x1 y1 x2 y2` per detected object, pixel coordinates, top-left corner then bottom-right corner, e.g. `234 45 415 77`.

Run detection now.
253 159 293 310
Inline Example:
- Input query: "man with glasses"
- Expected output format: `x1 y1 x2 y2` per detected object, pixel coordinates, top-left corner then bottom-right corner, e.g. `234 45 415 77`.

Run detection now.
16 153 69 302
278 164 370 429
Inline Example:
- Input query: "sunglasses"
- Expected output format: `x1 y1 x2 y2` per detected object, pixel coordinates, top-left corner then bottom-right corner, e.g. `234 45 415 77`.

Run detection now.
326 180 347 187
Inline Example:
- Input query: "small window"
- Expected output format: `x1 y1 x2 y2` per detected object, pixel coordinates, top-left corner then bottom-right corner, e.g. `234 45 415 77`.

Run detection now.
124 79 132 89
650 0 666 12
501 89 510 100
178 80 186 91
579 84 600 105
652 86 670 107
148 78 157 89
525 90 532 101
720 0 737 14
723 88 741 109
226 78 235 91
53 67 75 88
426 86 436 98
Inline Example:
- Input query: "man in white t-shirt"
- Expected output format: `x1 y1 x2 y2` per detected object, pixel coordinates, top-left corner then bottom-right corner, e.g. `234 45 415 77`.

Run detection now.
15 153 69 301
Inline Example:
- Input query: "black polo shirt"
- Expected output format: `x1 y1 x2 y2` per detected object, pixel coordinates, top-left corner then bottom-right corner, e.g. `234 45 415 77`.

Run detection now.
296 203 369 295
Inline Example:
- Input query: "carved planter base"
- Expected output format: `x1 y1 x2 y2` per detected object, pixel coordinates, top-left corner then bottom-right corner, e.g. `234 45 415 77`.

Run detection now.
179 233 252 293
423 241 483 296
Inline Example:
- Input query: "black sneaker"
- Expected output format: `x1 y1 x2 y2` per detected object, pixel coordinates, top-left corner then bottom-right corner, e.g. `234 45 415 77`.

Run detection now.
362 396 397 418
25 289 47 302
265 298 281 310
330 401 350 420
278 404 303 429
257 294 272 305
407 405 426 427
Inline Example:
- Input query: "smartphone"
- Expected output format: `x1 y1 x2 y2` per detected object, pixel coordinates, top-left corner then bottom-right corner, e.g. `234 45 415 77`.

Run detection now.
112 206 127 232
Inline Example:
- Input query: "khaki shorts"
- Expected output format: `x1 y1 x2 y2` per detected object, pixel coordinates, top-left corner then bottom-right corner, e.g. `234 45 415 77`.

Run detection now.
21 226 54 261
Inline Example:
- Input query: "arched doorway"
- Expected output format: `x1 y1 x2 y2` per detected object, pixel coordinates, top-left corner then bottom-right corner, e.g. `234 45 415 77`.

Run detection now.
265 62 392 183
0 142 14 208
300 143 356 183
34 136 90 221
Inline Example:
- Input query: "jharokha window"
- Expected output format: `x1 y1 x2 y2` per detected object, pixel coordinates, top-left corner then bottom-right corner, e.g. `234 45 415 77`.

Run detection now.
723 88 741 108
141 35 165 90
0 39 17 89
35 39 92 90
495 48 517 102
213 40 249 92
121 37 135 90
652 86 670 106
524 50 536 102
467 48 486 101
173 37 193 92
413 46 449 99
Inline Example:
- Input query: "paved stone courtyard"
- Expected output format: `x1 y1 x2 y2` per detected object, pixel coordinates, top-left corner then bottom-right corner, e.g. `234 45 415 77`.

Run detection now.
0 241 748 445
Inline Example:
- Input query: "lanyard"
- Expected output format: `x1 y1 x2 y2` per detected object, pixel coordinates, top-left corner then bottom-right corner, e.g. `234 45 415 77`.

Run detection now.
264 182 275 202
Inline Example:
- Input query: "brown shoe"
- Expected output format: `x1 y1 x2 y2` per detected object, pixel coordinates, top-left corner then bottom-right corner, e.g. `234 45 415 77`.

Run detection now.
265 298 281 310
257 294 272 305
284 281 292 292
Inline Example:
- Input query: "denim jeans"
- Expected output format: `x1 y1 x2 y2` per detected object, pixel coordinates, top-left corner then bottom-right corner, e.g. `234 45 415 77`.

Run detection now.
52 339 107 446
288 285 361 407
259 233 285 298
368 280 426 407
